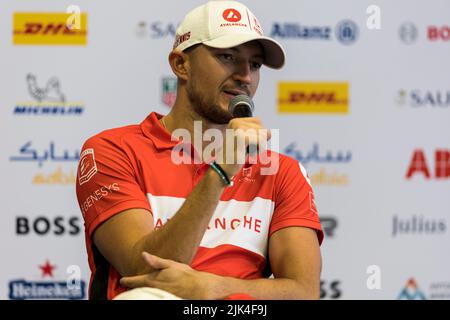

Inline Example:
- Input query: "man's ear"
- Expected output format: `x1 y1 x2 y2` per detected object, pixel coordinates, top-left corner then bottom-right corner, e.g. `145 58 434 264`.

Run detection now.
168 50 190 81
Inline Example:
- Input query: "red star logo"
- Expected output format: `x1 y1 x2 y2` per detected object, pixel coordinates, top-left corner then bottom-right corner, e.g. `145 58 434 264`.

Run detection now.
39 260 56 278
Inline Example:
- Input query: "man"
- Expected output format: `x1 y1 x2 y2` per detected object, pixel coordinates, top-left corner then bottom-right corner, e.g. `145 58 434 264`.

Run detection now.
76 0 323 300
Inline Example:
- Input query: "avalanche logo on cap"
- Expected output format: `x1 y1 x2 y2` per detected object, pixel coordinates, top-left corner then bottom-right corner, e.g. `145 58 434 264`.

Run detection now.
223 9 241 22
220 8 247 28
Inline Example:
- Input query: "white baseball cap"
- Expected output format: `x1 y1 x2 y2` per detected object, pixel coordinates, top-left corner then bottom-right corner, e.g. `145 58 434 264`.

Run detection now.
173 0 286 69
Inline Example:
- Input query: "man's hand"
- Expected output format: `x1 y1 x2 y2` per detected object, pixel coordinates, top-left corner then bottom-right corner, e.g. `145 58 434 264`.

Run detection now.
119 252 216 300
218 117 271 177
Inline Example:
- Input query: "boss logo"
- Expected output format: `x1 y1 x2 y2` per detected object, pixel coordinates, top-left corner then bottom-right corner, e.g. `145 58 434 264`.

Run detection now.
16 216 81 236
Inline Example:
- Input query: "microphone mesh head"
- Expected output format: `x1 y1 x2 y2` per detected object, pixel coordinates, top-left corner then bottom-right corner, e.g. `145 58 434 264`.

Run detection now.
228 95 255 118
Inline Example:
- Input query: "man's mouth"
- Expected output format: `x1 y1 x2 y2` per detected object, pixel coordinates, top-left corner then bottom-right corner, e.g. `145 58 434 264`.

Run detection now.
222 89 248 98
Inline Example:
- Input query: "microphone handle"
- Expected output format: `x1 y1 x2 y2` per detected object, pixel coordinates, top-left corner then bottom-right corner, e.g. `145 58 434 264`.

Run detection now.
232 104 258 157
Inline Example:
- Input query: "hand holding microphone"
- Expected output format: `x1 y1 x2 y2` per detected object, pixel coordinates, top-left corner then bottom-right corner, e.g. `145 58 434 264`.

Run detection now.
216 95 271 178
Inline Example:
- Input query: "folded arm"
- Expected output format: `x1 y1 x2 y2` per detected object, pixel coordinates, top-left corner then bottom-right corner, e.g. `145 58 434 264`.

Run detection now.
120 226 322 300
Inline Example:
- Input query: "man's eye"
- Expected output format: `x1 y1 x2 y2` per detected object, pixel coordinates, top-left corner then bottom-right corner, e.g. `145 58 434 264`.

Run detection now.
251 62 262 70
218 54 234 61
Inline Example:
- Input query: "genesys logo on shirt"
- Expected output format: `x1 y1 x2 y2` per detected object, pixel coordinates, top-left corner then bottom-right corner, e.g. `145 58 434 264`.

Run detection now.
13 12 88 45
79 183 120 218
278 82 349 114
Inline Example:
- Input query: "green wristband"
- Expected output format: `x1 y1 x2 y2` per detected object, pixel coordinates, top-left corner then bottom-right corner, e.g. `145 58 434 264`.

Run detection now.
209 161 233 186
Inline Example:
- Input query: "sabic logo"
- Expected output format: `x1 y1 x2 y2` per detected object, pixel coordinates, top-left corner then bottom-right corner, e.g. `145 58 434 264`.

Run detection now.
428 25 450 41
335 20 358 45
392 215 446 237
406 149 450 179
396 89 450 108
398 278 426 300
399 22 418 44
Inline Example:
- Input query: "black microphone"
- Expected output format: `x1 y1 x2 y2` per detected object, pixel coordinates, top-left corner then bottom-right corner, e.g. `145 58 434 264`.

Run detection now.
228 95 258 156
228 94 254 118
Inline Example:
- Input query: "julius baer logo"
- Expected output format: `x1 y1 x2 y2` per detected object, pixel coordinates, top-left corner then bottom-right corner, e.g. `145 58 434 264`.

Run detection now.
9 141 80 185
9 260 86 299
285 142 351 186
14 73 84 116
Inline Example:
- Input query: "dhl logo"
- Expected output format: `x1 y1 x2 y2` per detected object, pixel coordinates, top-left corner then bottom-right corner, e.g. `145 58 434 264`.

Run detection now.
13 12 87 45
278 82 349 114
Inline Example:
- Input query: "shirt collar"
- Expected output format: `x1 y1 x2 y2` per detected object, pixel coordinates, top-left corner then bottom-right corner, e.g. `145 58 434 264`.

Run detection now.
140 112 179 150
140 112 203 163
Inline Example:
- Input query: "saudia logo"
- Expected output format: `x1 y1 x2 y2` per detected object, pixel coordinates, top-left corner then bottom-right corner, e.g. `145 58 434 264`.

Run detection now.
136 21 177 38
396 89 450 108
8 260 86 300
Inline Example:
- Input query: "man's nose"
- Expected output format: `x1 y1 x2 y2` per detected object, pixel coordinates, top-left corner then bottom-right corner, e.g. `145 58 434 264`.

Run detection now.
232 61 252 85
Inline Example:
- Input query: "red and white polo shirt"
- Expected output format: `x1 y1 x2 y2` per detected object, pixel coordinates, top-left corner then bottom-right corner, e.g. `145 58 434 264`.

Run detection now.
76 112 323 299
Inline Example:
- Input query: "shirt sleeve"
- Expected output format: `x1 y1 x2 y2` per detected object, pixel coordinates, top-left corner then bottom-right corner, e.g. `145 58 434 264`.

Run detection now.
75 133 152 239
269 156 324 245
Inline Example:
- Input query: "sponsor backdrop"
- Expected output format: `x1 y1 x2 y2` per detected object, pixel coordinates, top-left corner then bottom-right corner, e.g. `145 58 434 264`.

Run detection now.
1 0 449 299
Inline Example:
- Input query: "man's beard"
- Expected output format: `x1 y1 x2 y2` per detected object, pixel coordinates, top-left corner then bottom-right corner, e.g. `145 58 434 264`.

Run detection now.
187 80 233 125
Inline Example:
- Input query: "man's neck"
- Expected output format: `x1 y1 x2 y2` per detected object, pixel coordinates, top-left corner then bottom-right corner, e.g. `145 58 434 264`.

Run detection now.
163 102 226 137
162 100 228 155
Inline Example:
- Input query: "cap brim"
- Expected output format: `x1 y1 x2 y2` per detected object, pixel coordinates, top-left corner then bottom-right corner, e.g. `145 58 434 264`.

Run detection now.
203 34 285 69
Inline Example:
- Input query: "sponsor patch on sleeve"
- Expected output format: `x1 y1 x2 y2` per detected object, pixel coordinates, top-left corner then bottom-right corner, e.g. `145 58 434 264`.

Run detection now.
78 148 97 185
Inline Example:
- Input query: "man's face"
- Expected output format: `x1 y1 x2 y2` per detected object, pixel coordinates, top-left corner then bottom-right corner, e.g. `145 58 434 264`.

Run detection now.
185 41 264 124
